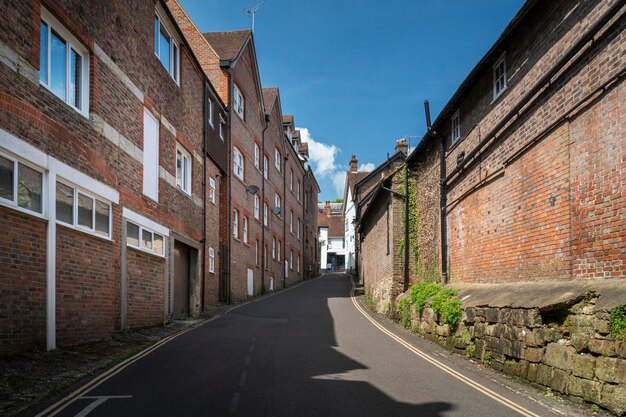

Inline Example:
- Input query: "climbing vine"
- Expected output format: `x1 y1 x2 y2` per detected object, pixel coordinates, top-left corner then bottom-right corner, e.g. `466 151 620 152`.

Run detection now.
395 168 420 271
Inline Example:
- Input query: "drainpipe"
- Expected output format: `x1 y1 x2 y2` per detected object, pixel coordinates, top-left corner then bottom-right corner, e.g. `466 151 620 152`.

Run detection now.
261 114 269 294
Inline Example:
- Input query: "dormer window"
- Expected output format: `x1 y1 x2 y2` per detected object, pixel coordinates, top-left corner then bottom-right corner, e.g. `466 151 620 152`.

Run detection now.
154 10 180 84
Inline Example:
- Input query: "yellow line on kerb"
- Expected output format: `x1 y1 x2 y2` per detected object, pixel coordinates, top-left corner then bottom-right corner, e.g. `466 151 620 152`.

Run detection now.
349 281 541 417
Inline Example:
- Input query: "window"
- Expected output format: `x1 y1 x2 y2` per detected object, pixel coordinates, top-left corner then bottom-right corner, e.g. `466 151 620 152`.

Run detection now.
0 154 43 215
263 202 268 226
154 13 179 83
126 221 164 255
233 209 239 239
263 155 268 179
451 111 461 144
297 181 300 201
272 237 276 259
274 192 281 213
219 116 225 141
277 240 281 262
176 145 192 195
56 181 111 237
254 194 260 220
208 247 215 273
254 143 260 170
209 177 216 204
233 147 244 180
243 216 248 243
290 210 293 234
493 53 507 100
143 109 159 201
274 148 281 172
297 218 300 240
233 83 244 119
289 169 293 191
40 8 89 114
208 99 214 127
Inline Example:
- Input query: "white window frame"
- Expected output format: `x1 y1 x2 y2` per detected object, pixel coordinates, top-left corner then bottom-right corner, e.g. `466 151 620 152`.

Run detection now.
254 194 260 220
176 144 192 196
233 147 244 180
209 177 216 204
233 209 239 239
492 52 507 101
56 179 112 239
208 247 215 273
233 83 245 119
274 147 281 172
254 143 260 170
40 7 90 116
243 216 248 243
0 151 45 218
451 111 461 145
154 8 180 84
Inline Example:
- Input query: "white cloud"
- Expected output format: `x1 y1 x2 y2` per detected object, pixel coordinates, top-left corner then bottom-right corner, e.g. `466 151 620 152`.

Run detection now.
298 127 339 178
358 162 376 172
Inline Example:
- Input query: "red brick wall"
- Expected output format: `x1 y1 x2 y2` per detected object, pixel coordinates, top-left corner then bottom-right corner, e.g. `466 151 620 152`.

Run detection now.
0 207 47 353
126 248 166 329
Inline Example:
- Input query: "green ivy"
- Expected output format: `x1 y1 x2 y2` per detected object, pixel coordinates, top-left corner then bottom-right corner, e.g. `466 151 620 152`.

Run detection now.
609 305 626 340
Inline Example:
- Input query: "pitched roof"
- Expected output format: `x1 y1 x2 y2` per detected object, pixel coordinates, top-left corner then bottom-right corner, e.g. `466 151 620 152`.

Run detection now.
202 30 251 61
262 87 278 112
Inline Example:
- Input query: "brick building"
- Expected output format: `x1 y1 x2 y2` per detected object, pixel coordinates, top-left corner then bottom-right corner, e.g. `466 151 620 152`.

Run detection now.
0 0 227 353
358 0 626 309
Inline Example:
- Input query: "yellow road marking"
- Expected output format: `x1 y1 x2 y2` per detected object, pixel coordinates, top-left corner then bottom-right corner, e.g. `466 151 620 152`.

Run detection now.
349 281 541 417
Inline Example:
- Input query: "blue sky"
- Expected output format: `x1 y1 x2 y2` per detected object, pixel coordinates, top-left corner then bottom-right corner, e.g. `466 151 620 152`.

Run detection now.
179 0 525 201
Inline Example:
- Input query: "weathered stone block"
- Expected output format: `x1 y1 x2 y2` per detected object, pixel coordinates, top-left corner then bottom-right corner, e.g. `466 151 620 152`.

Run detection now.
570 354 595 379
543 343 576 371
601 384 626 416
523 346 545 363
596 357 626 384
566 375 602 403
588 339 616 356
571 333 590 352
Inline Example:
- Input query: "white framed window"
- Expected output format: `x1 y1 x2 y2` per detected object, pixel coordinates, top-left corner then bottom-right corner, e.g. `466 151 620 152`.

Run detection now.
154 11 180 83
39 8 90 115
208 247 215 273
451 111 461 144
274 192 281 213
209 177 216 204
272 237 276 259
126 221 164 256
208 99 214 127
176 144 192 195
274 147 281 172
143 109 159 201
277 240 281 262
233 83 244 119
263 155 268 179
219 116 225 141
289 169 293 191
254 143 260 170
243 216 248 243
233 209 239 239
56 180 111 238
263 202 268 227
297 181 300 201
254 194 260 220
297 218 300 240
290 210 293 234
233 147 244 180
0 152 44 216
492 52 507 100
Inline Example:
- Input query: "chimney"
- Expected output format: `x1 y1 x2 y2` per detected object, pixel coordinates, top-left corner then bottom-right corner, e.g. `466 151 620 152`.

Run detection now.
349 154 358 172
395 138 408 155
324 201 331 215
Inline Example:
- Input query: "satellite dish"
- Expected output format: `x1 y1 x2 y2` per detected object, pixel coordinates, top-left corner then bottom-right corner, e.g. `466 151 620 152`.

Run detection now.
272 206 281 216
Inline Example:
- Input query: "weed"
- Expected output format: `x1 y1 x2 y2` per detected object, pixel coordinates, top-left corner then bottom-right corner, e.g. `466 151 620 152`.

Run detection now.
609 305 626 340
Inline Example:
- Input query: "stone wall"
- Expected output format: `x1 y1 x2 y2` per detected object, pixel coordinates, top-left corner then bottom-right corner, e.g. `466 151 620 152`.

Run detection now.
397 280 626 415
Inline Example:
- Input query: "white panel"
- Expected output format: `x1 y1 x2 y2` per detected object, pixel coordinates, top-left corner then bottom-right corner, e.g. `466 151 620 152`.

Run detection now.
143 109 159 201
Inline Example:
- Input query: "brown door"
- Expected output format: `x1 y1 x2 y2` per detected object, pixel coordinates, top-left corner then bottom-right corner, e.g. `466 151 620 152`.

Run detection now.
173 241 190 319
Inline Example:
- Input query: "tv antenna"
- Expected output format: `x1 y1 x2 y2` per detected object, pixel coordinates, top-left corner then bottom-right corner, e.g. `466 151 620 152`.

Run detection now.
246 1 266 32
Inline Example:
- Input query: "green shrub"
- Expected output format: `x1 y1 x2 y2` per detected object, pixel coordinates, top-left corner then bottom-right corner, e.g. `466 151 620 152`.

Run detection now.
410 282 442 314
431 288 456 315
396 297 412 329
440 298 462 330
609 305 626 340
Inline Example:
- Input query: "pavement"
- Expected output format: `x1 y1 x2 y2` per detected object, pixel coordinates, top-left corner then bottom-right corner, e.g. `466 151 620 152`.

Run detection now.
24 272 599 417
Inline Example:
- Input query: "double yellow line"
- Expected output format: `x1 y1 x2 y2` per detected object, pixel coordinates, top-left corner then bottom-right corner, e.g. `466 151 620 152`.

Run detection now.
349 282 541 417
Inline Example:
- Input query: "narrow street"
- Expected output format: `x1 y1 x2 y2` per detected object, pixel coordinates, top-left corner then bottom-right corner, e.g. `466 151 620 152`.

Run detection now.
31 273 585 417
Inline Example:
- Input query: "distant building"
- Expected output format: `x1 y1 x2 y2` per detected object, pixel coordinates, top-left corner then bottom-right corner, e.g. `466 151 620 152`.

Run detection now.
318 201 345 271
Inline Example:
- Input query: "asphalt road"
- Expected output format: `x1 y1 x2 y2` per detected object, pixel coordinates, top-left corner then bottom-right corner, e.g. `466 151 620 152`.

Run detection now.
32 273 588 417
